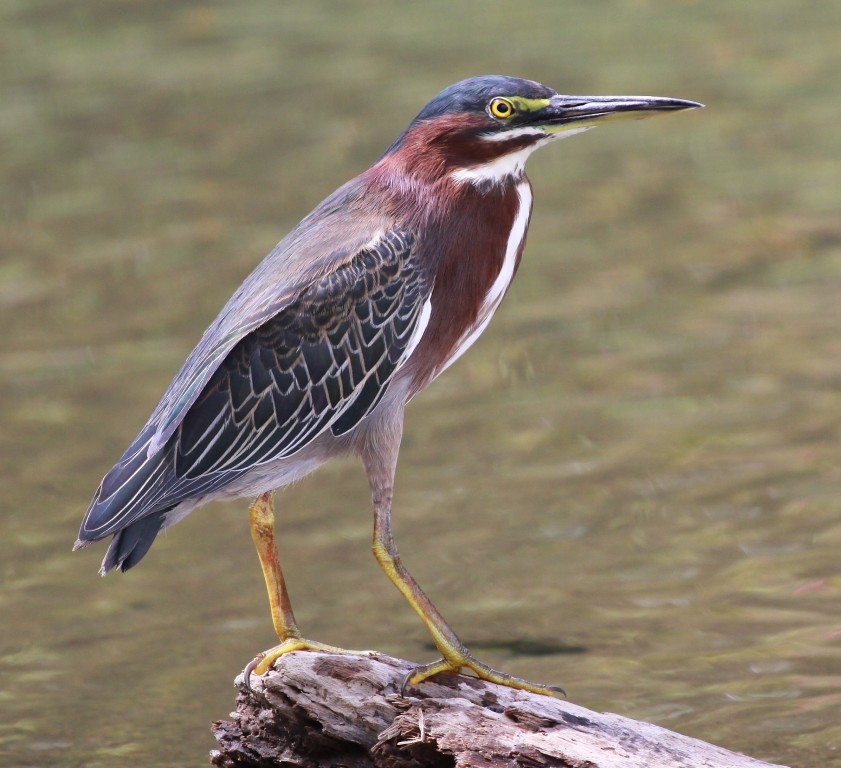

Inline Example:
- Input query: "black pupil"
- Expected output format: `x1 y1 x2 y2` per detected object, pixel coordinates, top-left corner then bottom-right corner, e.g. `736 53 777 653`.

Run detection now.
497 102 509 114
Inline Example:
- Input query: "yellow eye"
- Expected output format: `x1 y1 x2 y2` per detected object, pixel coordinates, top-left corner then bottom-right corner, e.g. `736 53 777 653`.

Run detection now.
489 97 515 119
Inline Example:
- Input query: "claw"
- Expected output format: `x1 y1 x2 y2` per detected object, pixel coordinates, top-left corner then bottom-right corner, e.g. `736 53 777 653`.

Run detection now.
243 655 262 694
401 651 566 699
241 639 374 693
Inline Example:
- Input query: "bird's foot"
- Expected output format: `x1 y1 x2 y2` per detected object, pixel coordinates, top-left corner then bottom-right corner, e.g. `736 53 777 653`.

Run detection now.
402 650 566 699
243 637 374 692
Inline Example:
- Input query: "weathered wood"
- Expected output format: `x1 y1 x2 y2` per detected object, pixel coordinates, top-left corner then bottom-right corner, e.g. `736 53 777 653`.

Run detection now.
210 651 787 768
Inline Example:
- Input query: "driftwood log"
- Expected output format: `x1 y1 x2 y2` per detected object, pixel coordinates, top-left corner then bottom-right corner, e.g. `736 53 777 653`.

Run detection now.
210 651 787 768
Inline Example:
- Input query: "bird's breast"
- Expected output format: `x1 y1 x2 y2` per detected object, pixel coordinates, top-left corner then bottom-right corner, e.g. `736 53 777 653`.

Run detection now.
401 178 533 397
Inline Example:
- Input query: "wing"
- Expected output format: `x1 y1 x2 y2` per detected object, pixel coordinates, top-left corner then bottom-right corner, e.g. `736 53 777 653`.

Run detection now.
173 228 429 477
147 176 386 456
79 228 430 554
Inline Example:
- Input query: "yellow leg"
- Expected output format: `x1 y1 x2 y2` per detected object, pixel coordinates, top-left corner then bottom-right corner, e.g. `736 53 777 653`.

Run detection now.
248 491 300 643
244 492 370 689
363 447 565 699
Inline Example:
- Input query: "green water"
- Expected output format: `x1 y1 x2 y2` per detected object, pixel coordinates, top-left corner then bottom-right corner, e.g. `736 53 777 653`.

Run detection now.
2 2 840 766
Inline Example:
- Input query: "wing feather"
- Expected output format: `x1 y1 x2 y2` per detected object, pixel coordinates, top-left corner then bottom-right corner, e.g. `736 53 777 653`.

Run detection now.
78 226 430 556
173 228 428 477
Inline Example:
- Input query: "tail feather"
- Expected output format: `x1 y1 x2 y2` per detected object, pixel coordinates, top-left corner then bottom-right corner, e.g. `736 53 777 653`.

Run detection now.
79 426 168 542
99 512 167 574
78 425 176 573
79 425 241 573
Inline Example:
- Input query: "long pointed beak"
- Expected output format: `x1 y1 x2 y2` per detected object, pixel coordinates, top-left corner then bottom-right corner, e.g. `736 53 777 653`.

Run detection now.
536 94 703 134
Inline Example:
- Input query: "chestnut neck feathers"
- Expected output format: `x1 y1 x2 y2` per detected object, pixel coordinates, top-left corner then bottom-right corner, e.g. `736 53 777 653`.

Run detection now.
364 117 535 393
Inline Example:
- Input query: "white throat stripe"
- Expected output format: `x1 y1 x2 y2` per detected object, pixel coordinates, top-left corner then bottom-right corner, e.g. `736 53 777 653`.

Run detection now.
451 145 540 185
450 125 594 186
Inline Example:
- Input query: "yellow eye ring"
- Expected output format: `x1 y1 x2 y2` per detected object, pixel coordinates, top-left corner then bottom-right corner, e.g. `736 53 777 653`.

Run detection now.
489 97 515 119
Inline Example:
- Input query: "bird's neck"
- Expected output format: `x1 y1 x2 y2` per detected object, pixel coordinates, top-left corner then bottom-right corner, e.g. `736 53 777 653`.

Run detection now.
372 116 542 192
367 140 535 235
366 156 533 396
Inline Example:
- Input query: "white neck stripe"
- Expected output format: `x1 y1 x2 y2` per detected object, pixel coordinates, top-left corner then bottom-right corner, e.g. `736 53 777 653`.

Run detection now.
450 125 594 187
451 144 542 185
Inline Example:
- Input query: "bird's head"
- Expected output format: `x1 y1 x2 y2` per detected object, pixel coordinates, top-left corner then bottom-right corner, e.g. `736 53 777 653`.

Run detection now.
380 75 701 186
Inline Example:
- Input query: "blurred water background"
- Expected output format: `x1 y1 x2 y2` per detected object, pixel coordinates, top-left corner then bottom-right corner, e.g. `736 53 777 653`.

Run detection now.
2 1 840 766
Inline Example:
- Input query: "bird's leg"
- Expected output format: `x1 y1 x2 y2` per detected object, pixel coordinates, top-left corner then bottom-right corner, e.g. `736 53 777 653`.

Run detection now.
243 492 371 688
362 439 565 699
248 491 301 643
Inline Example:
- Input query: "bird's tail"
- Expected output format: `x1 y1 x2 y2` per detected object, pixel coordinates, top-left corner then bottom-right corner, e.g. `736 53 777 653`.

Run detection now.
75 426 175 574
97 513 168 574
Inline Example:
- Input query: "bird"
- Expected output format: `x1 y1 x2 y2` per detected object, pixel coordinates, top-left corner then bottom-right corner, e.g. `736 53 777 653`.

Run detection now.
76 75 701 698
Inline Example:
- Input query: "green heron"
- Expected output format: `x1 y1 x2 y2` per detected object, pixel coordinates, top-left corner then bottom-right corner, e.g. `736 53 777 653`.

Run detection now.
76 76 700 697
